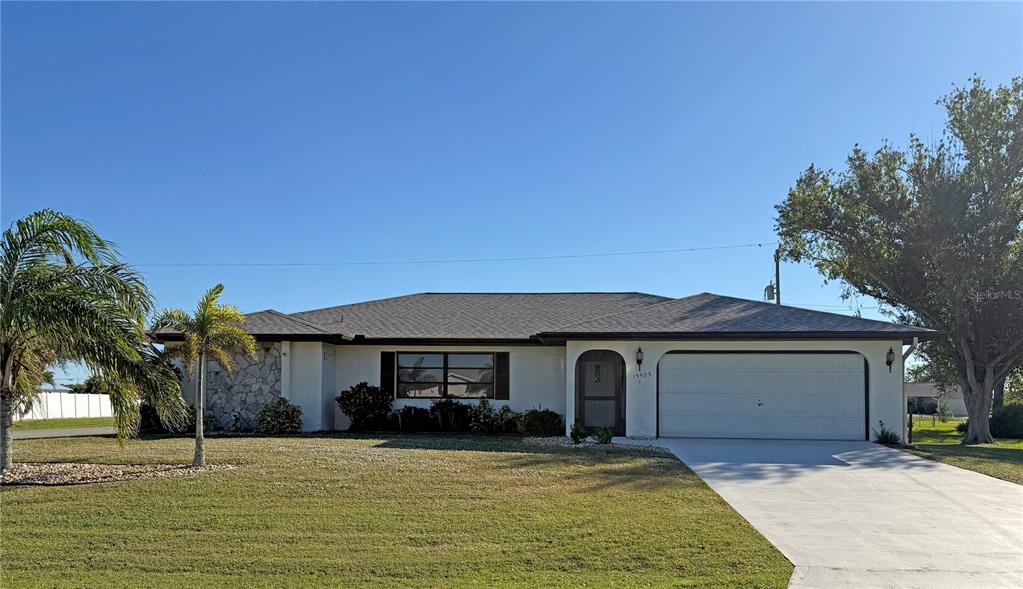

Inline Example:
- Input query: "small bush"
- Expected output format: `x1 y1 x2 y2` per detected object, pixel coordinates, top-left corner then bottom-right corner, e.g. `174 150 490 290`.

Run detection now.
468 398 497 433
430 399 471 432
935 400 953 423
569 422 588 444
519 408 564 437
396 406 433 433
138 402 196 435
872 421 901 445
990 403 1023 438
956 419 969 434
594 428 613 444
908 397 937 415
494 405 521 434
255 398 303 434
337 382 393 431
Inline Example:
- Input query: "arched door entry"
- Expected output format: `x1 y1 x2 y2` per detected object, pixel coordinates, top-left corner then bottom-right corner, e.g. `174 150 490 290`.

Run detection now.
575 350 626 436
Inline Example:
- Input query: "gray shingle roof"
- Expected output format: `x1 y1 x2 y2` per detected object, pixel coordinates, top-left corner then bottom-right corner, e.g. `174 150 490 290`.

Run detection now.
241 310 332 336
539 292 935 339
153 309 330 339
290 292 671 340
153 292 936 342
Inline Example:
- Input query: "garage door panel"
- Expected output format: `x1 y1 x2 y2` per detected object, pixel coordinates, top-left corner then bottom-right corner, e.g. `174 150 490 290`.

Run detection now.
661 392 762 416
659 415 865 440
658 353 865 441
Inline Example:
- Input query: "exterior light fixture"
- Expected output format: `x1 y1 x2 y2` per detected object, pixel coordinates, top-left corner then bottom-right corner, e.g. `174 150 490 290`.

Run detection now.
636 347 644 369
886 347 895 373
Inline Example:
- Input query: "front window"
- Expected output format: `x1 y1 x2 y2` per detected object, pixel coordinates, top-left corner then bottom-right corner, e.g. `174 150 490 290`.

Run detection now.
397 352 495 399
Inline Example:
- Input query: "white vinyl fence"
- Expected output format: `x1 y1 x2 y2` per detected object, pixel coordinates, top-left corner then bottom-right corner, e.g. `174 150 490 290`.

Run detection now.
15 392 112 421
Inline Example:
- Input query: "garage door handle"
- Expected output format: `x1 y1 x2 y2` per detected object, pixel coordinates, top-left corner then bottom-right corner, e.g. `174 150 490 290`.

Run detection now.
756 401 764 407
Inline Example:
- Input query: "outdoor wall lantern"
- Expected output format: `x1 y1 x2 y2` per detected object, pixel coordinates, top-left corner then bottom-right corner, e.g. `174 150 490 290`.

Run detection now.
886 347 895 373
636 347 644 369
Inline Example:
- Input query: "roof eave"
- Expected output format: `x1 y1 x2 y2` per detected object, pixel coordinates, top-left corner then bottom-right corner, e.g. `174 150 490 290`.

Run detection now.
341 336 545 346
153 333 351 344
535 330 940 345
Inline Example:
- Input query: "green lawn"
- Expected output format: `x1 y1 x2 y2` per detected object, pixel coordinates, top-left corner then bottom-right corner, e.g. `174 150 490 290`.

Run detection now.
12 416 115 431
908 415 1023 485
1 435 792 588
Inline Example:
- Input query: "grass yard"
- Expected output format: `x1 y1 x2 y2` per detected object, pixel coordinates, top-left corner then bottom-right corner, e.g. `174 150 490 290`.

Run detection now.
12 416 115 431
908 415 1023 485
1 435 792 588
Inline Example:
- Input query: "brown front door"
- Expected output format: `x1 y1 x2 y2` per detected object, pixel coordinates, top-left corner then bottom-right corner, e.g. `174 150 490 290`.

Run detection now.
576 350 626 436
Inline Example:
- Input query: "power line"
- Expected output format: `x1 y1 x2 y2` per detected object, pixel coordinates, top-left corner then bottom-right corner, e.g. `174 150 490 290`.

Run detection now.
789 302 881 310
134 241 778 268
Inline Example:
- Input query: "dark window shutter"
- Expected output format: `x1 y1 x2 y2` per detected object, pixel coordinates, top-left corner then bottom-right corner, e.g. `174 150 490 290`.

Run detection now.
380 352 395 397
495 352 510 400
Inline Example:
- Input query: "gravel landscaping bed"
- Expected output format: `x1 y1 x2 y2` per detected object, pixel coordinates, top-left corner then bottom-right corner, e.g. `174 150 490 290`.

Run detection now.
2 462 235 486
522 436 672 453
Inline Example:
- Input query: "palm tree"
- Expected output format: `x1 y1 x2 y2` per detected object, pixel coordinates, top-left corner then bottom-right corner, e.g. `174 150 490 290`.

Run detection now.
151 285 255 466
0 210 186 471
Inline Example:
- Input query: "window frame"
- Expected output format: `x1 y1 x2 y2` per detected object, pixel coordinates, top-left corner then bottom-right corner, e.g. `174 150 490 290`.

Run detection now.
395 351 496 399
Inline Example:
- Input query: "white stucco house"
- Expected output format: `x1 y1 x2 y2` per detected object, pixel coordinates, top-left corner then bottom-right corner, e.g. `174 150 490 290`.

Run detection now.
156 292 935 442
904 382 969 417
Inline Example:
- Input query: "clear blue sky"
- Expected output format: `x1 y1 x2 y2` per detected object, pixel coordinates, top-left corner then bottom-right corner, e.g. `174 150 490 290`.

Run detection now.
2 2 1021 381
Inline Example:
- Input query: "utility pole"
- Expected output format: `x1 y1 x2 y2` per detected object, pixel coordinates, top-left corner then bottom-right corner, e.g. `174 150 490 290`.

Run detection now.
774 248 781 305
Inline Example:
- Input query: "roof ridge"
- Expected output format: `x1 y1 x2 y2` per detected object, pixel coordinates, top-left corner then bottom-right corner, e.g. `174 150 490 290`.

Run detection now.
290 293 426 317
290 292 671 317
263 309 331 333
544 293 704 331
697 292 924 329
539 291 935 335
419 291 668 295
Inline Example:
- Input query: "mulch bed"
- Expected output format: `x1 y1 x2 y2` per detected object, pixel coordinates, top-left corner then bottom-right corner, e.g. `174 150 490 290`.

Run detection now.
1 462 235 486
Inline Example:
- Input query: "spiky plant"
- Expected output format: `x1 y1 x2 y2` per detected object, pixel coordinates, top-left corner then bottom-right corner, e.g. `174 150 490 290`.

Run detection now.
151 284 256 466
0 209 186 471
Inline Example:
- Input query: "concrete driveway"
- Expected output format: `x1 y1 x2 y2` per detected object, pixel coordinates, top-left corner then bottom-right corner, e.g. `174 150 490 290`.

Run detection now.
650 439 1023 589
13 426 115 439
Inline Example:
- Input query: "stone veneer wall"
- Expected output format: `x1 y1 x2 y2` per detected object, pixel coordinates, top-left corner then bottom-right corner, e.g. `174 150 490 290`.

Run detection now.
204 343 283 431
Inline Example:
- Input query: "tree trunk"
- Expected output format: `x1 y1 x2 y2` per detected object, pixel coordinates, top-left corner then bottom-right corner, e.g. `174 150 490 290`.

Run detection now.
193 351 206 467
1 392 13 472
992 379 1006 412
0 342 12 472
963 379 994 444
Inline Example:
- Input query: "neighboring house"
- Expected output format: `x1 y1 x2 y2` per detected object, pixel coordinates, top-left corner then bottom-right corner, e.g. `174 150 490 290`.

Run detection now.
155 292 935 441
905 382 968 417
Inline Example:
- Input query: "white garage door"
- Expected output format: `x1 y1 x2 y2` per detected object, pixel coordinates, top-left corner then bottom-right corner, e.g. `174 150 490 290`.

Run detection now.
658 353 866 440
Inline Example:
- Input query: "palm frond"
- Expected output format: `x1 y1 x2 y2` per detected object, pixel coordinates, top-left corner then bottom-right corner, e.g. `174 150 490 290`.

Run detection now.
149 308 194 335
209 325 257 361
207 347 235 376
194 284 225 324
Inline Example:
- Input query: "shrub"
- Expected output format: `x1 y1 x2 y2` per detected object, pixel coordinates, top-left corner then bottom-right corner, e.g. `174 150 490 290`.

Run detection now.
217 412 253 433
337 382 393 431
569 422 588 444
935 400 953 423
519 408 564 437
468 398 497 433
430 399 471 432
396 406 433 433
907 397 936 415
138 402 196 435
990 403 1023 438
494 405 521 434
956 419 969 434
872 421 901 445
255 398 303 434
594 428 613 444
138 401 169 434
